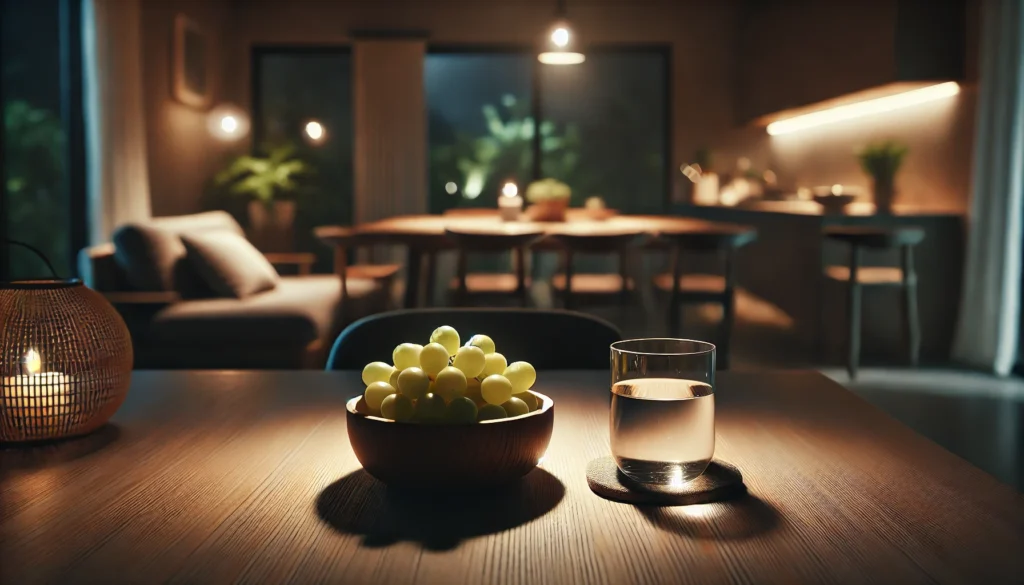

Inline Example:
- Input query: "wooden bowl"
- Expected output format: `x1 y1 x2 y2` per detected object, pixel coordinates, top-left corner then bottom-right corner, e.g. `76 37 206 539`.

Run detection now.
812 193 857 214
346 391 555 490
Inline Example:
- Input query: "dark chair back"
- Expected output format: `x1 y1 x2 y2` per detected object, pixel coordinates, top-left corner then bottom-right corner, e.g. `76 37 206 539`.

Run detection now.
326 308 622 370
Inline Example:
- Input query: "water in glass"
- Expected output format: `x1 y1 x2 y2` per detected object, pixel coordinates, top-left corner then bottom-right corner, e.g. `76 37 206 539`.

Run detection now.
610 377 714 486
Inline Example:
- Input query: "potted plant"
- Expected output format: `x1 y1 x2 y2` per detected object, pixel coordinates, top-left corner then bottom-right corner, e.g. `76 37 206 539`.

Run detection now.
214 143 312 249
524 178 572 221
857 140 908 214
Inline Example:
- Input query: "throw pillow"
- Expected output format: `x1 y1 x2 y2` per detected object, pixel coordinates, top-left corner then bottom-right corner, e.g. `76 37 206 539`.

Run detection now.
180 231 280 299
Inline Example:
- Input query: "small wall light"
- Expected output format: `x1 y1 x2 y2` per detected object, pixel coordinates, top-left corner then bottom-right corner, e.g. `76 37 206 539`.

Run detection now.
207 104 250 141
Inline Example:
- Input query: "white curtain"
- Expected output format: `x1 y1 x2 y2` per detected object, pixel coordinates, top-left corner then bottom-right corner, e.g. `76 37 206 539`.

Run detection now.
953 0 1024 375
82 0 152 245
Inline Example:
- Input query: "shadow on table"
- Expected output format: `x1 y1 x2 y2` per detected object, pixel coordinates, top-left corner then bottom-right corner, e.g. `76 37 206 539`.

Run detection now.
637 494 780 540
316 467 566 551
0 424 121 470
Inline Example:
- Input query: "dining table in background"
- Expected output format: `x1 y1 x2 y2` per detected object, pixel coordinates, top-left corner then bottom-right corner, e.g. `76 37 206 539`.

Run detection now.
342 210 736 308
1 370 1020 584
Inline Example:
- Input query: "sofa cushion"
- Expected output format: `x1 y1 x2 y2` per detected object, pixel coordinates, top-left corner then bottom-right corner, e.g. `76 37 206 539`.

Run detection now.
180 231 279 298
112 211 244 293
146 275 379 347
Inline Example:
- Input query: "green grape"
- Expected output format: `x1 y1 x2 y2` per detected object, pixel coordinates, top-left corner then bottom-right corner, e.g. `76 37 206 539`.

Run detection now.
419 342 450 377
503 361 537 394
389 368 401 389
481 374 513 405
364 381 396 411
415 393 447 421
452 345 486 378
434 366 467 402
515 390 540 412
467 334 496 355
478 404 507 421
501 396 529 417
465 377 484 405
397 367 430 400
446 396 478 424
393 343 423 370
362 361 396 386
380 393 414 421
481 352 507 377
430 325 461 356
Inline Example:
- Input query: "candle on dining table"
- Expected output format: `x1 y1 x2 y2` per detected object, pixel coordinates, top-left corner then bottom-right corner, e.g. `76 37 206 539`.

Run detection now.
498 182 523 221
1 349 71 421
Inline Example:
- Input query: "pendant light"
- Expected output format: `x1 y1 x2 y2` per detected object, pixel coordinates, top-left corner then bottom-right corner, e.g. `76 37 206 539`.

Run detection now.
538 0 585 65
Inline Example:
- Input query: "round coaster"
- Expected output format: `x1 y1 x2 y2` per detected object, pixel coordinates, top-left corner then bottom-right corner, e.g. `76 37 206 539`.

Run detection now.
586 457 746 506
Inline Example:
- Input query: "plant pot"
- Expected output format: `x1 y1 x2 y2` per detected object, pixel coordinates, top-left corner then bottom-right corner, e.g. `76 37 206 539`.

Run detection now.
525 198 569 222
872 179 895 214
248 200 296 251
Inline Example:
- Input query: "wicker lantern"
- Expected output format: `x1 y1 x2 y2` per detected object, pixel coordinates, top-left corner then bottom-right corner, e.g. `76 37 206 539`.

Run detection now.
0 279 133 443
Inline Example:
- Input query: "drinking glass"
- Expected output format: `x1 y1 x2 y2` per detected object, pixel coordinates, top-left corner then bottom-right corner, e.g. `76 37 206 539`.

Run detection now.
609 338 716 487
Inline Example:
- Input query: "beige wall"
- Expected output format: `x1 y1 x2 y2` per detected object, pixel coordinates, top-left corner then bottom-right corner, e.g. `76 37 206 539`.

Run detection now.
141 0 234 217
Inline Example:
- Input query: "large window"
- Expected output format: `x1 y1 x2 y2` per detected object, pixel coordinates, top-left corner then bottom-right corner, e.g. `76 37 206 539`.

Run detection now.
426 48 668 214
253 48 353 271
426 52 534 214
1 0 82 280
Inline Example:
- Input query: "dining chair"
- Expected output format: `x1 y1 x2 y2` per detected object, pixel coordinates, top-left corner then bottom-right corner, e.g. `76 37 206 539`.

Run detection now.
820 225 924 379
547 230 647 311
652 224 757 370
444 226 545 307
314 226 402 309
325 308 622 370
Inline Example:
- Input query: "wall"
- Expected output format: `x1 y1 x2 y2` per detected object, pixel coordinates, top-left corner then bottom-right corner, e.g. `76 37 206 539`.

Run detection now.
710 0 980 213
141 0 234 217
141 0 980 217
213 0 740 211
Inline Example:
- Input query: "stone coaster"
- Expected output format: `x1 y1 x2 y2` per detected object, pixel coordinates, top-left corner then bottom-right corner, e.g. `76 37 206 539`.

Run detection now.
586 457 746 506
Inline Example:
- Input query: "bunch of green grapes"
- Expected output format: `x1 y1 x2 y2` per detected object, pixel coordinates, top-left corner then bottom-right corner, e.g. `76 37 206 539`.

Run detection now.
359 326 539 423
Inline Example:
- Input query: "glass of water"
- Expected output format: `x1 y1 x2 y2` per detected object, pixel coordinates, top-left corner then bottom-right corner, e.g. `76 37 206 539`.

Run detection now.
610 338 716 487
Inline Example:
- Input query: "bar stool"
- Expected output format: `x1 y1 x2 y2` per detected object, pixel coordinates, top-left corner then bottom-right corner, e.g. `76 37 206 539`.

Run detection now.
652 225 757 369
314 226 402 307
548 230 646 311
821 226 924 379
444 226 545 307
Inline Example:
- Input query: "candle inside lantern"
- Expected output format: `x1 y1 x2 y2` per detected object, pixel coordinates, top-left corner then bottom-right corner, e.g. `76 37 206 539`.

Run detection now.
2 349 71 422
498 182 523 221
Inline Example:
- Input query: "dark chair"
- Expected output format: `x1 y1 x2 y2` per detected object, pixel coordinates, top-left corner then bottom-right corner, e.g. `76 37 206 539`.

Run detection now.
548 231 646 310
326 308 622 370
652 224 757 369
314 226 402 310
821 226 924 379
444 226 545 307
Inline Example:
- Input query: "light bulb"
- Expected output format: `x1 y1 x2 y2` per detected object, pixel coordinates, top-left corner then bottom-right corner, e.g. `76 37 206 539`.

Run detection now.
219 115 238 134
305 120 325 142
552 27 569 48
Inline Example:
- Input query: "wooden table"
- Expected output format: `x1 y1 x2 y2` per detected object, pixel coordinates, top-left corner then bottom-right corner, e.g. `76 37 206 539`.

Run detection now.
351 213 725 308
2 371 1020 584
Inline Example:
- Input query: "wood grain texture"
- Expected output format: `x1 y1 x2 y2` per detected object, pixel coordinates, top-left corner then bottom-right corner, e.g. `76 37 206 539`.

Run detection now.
1 370 1022 585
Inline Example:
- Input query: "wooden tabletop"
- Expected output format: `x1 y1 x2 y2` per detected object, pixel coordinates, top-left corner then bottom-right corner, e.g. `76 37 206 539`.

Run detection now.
352 212 728 243
1 370 1020 585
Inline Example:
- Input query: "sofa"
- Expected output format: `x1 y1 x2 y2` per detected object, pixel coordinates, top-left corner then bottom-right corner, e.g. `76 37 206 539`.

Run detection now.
79 211 387 369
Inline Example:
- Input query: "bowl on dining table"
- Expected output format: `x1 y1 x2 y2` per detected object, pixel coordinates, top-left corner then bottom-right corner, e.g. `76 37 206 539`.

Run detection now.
346 391 554 490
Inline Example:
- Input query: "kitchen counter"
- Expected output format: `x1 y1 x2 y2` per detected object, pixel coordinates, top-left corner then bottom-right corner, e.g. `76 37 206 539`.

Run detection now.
672 203 966 364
